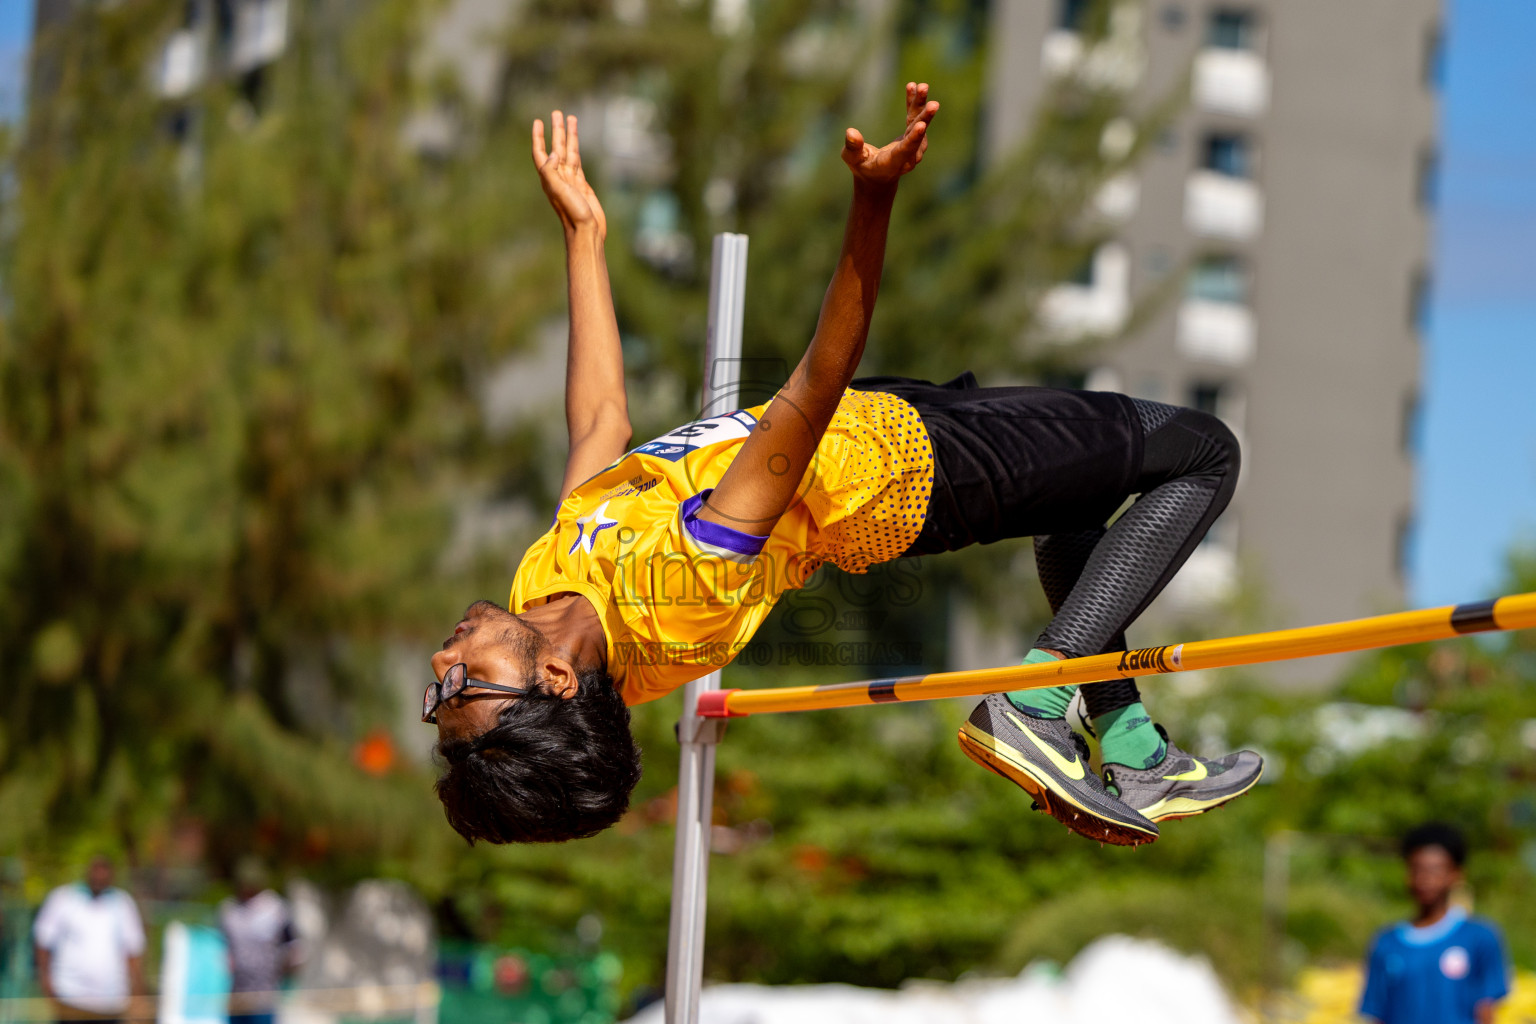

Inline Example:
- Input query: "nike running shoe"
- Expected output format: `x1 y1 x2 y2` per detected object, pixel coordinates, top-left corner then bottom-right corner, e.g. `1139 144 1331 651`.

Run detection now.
1103 726 1264 823
958 694 1159 846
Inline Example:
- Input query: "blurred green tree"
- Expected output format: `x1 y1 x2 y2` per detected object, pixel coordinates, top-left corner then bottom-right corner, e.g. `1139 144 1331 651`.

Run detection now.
0 0 556 872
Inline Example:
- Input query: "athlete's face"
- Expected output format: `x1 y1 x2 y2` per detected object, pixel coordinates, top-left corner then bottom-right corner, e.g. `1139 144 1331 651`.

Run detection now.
429 600 552 743
86 856 113 896
1406 844 1460 910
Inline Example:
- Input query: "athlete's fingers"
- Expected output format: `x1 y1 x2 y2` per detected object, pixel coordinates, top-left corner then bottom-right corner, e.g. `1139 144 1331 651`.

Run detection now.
905 82 930 125
902 119 927 151
532 118 548 168
550 110 567 165
845 126 865 153
567 115 582 172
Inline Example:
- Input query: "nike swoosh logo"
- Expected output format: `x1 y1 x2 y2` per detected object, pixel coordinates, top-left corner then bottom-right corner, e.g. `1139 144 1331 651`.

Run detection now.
1163 761 1208 782
1004 711 1086 780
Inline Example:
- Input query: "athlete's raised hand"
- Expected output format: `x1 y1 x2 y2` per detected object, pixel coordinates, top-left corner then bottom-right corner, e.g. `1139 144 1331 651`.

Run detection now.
840 82 940 190
533 110 607 240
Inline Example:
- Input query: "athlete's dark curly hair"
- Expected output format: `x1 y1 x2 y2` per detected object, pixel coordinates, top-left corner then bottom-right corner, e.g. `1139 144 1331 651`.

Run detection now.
1402 821 1468 867
434 667 642 844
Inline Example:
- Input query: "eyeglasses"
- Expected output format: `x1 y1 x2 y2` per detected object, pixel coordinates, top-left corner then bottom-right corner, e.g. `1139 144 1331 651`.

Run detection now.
421 662 531 724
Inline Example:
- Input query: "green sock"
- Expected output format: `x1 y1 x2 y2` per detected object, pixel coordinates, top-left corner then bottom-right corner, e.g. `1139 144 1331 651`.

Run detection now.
1094 701 1167 769
1005 648 1076 718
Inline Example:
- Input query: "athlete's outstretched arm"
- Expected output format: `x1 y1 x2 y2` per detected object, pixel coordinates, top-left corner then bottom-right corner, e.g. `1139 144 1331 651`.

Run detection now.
533 110 633 502
699 83 939 535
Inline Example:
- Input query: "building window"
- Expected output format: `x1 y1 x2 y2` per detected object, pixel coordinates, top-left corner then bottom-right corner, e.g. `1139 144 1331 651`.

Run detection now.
1067 249 1097 286
1188 381 1225 416
1409 268 1432 333
165 106 196 143
1203 132 1253 178
1422 24 1445 90
1058 0 1092 31
1395 512 1416 581
214 0 237 48
1401 391 1422 455
1416 147 1439 209
1187 254 1249 304
1207 8 1256 50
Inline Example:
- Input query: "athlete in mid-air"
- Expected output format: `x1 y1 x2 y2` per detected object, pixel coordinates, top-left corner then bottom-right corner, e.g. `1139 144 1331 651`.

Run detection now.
427 83 1262 847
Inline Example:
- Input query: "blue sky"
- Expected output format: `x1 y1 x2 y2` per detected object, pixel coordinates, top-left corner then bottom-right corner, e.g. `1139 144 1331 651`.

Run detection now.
0 2 30 121
1415 0 1536 604
0 1 1531 605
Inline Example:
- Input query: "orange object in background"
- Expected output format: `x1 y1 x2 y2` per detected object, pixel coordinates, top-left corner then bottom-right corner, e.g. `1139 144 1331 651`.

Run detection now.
791 844 829 875
353 730 396 775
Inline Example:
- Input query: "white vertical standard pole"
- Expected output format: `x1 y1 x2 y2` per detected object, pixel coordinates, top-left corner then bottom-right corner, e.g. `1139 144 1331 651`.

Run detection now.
664 233 748 1024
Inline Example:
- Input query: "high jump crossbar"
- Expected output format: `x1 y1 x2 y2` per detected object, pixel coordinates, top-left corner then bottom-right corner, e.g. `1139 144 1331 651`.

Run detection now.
696 593 1536 718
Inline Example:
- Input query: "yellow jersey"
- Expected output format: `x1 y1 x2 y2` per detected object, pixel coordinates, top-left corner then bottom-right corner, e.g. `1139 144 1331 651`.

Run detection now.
509 388 934 704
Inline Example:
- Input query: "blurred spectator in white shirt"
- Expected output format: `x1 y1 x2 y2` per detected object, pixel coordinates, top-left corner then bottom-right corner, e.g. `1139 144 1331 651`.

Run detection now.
32 856 146 1024
218 859 298 1024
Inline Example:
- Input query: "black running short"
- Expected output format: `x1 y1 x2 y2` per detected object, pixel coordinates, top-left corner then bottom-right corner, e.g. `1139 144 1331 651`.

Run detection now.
851 373 1144 556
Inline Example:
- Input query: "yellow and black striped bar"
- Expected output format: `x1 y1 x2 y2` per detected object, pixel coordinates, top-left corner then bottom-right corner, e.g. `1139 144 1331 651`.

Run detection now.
694 592 1536 718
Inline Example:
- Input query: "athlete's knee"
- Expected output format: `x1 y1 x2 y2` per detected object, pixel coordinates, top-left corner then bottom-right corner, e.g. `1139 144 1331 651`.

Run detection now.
1130 397 1179 435
1179 408 1240 482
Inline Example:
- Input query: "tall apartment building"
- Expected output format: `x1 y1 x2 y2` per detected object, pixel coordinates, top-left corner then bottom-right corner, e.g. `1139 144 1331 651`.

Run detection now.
984 0 1438 673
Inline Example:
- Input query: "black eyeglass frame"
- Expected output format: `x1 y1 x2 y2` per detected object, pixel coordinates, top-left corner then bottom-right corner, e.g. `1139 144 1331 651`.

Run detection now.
422 662 531 724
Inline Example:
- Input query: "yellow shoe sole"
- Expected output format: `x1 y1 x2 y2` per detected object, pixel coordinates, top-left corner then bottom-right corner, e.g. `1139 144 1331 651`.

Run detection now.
1137 762 1265 822
958 723 1158 847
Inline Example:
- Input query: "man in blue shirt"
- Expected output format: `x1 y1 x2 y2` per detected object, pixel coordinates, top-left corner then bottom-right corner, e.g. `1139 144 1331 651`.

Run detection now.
1360 823 1509 1024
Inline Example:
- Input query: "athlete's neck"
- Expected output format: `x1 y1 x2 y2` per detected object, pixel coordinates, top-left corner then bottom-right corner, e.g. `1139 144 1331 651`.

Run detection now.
1412 896 1452 929
521 592 608 673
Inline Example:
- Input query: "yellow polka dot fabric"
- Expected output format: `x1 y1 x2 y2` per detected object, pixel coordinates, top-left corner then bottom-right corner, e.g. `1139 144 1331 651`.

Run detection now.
803 388 934 573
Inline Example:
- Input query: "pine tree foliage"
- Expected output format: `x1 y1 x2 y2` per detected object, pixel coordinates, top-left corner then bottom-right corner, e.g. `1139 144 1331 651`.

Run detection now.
0 0 550 867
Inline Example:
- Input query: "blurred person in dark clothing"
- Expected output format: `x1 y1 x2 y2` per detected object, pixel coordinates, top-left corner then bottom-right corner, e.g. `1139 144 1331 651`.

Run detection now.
1361 823 1509 1024
32 856 145 1024
218 858 298 1024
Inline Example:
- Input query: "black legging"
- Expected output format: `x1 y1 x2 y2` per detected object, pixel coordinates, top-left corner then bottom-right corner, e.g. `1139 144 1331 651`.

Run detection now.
1036 398 1240 718
864 375 1241 719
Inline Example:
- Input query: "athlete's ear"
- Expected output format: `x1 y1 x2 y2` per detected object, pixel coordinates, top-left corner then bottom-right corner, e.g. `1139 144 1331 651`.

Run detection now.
537 656 582 700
